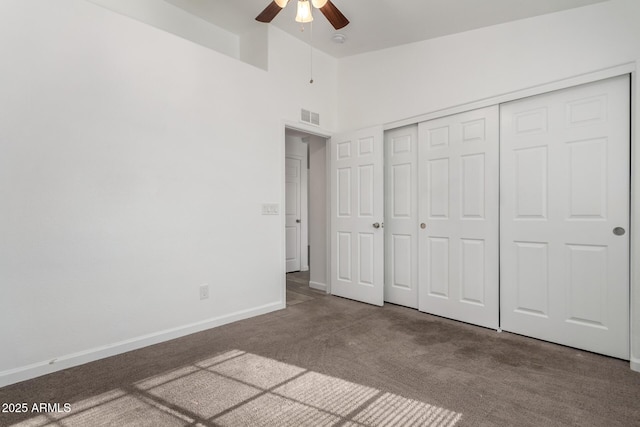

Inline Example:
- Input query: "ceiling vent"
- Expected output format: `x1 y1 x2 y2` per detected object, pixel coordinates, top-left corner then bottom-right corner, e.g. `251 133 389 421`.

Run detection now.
301 109 320 126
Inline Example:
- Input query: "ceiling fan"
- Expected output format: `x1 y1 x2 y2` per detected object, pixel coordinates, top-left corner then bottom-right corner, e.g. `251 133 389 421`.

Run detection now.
256 0 349 30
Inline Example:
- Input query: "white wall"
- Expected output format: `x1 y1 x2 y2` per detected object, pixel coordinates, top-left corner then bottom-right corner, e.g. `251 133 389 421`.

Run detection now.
240 26 269 70
0 0 337 386
269 25 338 131
337 0 640 370
88 0 241 60
338 0 640 131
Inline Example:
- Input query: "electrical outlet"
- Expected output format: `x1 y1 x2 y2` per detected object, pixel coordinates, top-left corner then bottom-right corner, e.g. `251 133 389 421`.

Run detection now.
199 284 209 300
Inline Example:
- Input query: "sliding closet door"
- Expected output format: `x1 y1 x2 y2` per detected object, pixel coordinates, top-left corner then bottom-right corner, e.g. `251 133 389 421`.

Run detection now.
384 125 418 308
418 106 499 329
330 126 385 306
500 75 630 359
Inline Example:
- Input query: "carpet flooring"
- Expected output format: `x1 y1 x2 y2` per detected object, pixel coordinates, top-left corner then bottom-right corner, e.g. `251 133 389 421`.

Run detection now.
1 272 639 426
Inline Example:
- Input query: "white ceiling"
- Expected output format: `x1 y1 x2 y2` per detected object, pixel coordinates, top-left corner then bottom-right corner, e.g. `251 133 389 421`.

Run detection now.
164 0 609 58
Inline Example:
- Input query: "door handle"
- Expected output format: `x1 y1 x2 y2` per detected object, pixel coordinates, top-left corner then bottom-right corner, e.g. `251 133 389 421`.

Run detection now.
373 222 381 229
613 227 625 236
296 219 301 223
420 223 426 229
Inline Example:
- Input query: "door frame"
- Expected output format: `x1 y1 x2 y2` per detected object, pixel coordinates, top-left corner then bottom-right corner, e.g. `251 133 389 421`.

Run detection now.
281 121 333 299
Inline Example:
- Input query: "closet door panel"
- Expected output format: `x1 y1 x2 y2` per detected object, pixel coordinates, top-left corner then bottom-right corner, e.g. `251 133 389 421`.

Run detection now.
500 75 630 359
418 106 499 329
384 125 418 308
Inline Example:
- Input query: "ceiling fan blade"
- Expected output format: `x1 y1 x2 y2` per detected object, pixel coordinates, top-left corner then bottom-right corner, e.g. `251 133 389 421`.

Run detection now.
318 0 349 30
256 1 284 23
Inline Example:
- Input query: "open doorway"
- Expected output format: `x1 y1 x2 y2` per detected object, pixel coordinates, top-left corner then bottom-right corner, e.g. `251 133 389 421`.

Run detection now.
284 127 329 295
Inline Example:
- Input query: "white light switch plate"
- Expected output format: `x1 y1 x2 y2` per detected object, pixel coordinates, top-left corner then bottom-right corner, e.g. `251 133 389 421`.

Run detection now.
262 203 279 215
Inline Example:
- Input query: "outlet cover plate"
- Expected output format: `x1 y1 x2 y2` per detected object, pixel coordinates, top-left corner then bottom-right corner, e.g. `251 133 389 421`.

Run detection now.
199 284 209 300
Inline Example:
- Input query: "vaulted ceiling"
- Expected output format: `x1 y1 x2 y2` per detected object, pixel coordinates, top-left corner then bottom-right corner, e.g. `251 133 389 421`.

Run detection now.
165 0 609 57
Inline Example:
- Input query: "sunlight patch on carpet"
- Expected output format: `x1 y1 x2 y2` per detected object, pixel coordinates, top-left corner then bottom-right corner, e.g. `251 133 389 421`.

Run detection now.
11 350 461 426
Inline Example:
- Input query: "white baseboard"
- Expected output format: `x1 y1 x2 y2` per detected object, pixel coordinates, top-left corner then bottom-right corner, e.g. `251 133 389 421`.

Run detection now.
631 356 640 372
309 281 327 293
0 301 285 388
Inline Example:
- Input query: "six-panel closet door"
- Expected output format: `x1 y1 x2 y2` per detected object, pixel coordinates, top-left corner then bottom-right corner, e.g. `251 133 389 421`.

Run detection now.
384 125 419 308
500 75 630 359
417 106 500 329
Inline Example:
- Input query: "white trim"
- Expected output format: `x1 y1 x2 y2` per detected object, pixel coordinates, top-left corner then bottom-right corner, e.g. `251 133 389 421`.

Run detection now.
280 124 287 307
0 301 284 388
325 135 332 295
283 120 333 139
309 280 328 293
631 65 638 371
385 63 636 130
300 143 309 272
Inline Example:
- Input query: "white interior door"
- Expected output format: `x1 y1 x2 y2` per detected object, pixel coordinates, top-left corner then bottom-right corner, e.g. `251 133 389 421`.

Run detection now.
330 126 384 306
500 75 630 359
285 156 301 272
384 125 418 308
418 106 499 329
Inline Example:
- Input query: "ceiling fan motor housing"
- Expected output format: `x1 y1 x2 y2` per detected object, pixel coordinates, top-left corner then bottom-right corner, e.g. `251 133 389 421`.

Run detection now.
256 0 349 30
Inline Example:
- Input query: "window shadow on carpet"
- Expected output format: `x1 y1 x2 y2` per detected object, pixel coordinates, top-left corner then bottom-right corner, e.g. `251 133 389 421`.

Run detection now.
16 350 461 426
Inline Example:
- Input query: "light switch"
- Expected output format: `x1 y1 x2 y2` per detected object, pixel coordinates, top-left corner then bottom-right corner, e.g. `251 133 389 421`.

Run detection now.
262 203 279 215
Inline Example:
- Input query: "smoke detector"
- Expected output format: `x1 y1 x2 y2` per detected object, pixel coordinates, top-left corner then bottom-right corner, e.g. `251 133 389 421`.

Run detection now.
332 33 347 44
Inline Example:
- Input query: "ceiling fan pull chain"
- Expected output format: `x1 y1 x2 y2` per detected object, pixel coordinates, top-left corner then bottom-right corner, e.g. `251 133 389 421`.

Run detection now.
309 20 314 84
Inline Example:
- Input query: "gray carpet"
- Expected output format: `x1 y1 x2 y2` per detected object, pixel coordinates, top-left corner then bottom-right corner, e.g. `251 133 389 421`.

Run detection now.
1 273 639 426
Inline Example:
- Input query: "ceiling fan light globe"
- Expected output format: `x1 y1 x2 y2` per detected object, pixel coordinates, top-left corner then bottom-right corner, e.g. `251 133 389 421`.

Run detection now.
311 0 328 8
274 0 289 7
295 0 313 23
